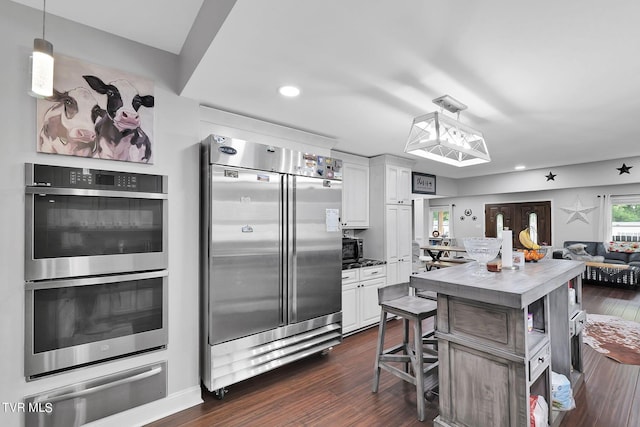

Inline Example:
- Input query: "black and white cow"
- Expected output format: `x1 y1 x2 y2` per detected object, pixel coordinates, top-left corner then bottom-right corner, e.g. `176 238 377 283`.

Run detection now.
83 75 154 163
39 87 103 157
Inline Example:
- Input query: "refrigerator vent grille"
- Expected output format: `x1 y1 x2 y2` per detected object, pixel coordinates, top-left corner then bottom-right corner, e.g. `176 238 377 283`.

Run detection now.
208 323 341 390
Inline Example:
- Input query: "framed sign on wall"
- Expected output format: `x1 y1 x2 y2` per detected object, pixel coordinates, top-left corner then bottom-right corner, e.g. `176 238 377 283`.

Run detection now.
412 172 436 195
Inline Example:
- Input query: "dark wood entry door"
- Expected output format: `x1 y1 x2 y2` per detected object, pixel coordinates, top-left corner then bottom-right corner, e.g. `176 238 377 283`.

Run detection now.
485 201 551 249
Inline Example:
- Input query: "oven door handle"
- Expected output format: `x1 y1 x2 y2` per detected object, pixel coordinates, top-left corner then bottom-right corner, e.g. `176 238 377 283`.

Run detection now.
26 269 169 290
26 186 167 199
34 365 163 404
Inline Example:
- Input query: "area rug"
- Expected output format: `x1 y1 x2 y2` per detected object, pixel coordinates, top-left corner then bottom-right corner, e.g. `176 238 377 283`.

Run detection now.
582 313 640 365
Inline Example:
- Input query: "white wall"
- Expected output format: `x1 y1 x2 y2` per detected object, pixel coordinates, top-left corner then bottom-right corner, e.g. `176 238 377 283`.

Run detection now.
431 183 640 250
0 2 202 426
200 106 336 154
415 155 640 198
415 150 640 249
453 158 640 197
412 198 425 245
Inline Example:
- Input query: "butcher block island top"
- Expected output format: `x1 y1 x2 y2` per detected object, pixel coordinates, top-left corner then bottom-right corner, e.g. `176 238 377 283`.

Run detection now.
411 258 585 308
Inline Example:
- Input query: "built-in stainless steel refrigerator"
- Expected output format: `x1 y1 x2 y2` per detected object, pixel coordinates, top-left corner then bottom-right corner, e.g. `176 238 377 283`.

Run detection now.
200 135 343 397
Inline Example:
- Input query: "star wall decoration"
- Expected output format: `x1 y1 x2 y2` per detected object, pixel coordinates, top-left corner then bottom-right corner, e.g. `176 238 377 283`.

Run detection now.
545 172 556 181
560 197 597 224
617 163 632 174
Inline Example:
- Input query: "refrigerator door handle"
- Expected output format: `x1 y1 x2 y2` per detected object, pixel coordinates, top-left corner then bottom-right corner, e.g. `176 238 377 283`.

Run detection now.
279 174 286 326
288 175 297 324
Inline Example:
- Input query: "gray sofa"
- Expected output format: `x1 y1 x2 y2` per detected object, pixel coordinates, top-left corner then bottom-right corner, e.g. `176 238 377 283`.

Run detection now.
553 241 640 287
552 241 640 266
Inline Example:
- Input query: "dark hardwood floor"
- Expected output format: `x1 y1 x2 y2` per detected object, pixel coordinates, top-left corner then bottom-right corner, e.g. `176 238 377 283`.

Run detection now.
559 283 640 427
147 283 640 427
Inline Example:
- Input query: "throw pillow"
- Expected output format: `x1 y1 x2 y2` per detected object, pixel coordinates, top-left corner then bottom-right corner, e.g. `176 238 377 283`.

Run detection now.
606 241 640 253
566 243 588 255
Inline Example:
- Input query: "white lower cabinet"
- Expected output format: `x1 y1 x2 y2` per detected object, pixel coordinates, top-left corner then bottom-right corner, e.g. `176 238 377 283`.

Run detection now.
398 259 412 283
386 260 412 285
386 262 397 285
342 266 387 335
359 277 387 326
341 285 359 333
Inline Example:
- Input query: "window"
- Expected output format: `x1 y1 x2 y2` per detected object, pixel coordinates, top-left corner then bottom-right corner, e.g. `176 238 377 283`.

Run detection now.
430 207 450 237
610 195 640 241
529 212 538 244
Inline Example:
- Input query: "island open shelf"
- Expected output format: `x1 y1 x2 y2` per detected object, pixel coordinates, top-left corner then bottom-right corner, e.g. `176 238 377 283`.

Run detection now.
410 259 585 427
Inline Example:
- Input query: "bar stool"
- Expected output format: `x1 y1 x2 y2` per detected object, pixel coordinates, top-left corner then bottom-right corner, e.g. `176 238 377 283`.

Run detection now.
372 283 438 421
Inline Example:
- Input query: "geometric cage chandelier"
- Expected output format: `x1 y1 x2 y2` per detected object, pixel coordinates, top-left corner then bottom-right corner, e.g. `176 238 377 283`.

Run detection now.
404 95 490 167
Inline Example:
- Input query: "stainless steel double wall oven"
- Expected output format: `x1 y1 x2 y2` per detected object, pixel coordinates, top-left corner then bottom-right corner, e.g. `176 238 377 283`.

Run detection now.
24 163 169 380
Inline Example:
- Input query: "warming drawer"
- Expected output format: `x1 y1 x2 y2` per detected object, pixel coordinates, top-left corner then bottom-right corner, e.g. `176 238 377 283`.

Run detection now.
24 362 166 427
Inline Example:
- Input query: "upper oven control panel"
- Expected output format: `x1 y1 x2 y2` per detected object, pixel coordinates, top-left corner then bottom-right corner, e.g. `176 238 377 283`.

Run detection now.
26 163 166 193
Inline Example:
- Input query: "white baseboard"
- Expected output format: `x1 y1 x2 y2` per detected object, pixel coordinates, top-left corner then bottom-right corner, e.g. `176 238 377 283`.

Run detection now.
84 385 203 427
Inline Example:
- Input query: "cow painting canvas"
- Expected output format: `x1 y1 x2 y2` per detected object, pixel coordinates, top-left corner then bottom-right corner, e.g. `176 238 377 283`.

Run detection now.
36 55 155 164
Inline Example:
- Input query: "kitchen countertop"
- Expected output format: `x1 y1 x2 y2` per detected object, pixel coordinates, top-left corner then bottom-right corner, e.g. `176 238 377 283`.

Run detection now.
410 258 585 308
342 259 386 270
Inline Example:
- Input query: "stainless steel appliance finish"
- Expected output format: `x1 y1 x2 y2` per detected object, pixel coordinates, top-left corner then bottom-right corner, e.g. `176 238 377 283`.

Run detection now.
24 362 167 427
342 237 364 264
200 135 343 393
25 270 168 379
25 163 168 281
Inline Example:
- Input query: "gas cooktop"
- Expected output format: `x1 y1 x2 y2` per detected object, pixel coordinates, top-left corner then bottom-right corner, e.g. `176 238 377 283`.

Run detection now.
342 258 387 270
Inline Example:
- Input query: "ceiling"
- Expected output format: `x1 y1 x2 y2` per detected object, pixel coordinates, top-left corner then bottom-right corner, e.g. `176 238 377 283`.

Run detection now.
14 0 640 178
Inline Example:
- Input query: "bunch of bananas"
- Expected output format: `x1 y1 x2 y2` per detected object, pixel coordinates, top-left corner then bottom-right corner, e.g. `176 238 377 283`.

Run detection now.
518 228 541 250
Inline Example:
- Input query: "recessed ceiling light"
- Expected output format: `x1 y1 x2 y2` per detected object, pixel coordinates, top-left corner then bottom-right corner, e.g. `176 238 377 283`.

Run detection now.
515 165 526 170
278 85 300 97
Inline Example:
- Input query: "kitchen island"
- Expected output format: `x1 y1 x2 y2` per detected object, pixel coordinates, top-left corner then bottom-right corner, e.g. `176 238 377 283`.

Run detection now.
410 259 585 427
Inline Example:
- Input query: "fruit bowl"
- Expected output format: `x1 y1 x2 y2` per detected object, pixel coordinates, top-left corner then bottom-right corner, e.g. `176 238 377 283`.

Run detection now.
523 247 547 262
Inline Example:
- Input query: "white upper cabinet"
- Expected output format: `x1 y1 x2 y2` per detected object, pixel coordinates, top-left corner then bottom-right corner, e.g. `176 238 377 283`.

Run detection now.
385 164 412 205
341 161 369 228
